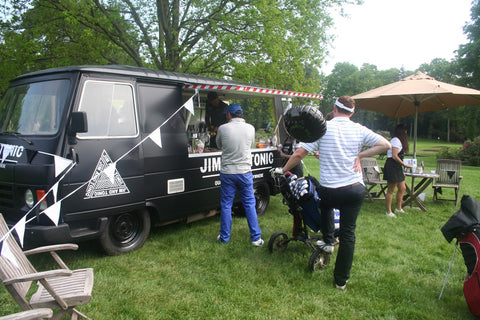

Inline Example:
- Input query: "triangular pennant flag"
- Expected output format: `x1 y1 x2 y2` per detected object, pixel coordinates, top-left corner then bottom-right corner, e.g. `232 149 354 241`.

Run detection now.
52 181 59 203
54 156 73 177
149 127 162 148
43 201 62 226
1 239 19 268
183 96 195 115
447 170 455 179
1 144 13 163
103 163 116 184
14 216 26 248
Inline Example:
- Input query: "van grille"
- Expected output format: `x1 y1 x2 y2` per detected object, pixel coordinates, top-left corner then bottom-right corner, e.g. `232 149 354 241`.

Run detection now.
0 183 14 208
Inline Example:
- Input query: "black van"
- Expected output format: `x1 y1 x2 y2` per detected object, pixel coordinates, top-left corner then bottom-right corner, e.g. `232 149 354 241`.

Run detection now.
0 65 321 255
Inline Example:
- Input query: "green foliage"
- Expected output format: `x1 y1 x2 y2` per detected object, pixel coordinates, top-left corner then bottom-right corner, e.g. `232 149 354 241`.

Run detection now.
0 0 136 94
436 136 480 167
457 0 480 89
437 146 463 161
462 136 480 166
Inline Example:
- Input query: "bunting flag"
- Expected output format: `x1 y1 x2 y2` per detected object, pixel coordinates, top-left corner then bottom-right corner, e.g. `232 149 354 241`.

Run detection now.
183 95 195 115
148 127 162 148
0 239 19 268
52 181 59 203
13 216 26 248
54 155 73 177
42 201 62 226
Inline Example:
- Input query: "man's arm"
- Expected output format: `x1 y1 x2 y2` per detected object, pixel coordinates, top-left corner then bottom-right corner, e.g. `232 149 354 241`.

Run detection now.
354 137 391 172
281 147 308 173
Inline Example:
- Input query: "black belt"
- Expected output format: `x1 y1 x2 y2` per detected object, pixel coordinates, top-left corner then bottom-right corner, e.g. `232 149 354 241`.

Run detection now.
321 182 362 190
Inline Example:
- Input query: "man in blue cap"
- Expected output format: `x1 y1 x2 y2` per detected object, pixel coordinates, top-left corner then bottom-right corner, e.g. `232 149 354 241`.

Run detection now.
216 103 263 246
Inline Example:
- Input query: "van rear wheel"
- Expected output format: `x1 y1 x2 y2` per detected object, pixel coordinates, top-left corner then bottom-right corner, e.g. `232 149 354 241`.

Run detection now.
254 183 270 216
100 210 151 255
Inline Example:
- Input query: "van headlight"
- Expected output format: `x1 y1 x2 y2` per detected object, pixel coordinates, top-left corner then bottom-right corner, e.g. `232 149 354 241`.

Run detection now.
25 189 34 208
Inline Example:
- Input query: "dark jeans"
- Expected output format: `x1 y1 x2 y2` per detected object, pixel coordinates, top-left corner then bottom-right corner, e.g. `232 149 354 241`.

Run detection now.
318 183 366 286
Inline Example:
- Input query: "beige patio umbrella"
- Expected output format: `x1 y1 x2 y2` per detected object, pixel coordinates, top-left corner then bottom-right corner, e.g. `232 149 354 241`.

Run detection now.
352 72 480 157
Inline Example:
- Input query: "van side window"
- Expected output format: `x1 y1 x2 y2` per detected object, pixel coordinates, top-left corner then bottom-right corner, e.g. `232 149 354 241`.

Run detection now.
77 81 137 138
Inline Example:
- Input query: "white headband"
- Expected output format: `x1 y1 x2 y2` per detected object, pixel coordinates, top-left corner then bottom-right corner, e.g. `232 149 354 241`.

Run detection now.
335 99 355 112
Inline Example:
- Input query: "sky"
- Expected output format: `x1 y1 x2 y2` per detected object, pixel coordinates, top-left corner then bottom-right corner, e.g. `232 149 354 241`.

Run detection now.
322 0 473 74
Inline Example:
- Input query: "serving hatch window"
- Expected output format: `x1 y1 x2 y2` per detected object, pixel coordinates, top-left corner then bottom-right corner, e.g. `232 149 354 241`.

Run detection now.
0 79 70 135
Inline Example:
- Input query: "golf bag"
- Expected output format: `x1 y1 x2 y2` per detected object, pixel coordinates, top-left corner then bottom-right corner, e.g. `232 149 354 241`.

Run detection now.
441 195 480 318
282 173 339 235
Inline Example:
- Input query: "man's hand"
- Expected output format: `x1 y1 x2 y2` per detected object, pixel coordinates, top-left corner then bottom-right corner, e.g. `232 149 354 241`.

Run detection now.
270 167 284 178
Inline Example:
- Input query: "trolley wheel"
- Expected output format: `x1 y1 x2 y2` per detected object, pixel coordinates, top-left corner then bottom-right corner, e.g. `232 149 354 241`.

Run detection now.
308 249 330 272
268 232 289 253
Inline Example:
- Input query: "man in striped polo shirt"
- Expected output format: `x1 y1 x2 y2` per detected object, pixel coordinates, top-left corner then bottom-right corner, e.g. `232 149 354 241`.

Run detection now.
277 95 391 290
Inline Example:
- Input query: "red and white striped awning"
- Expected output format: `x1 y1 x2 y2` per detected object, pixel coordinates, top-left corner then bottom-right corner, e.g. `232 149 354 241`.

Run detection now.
184 84 322 99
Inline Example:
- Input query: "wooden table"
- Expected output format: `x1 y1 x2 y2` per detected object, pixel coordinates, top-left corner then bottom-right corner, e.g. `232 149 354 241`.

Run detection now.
402 172 440 212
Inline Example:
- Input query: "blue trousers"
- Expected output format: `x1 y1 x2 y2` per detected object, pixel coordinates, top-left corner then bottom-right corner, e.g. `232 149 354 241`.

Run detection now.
219 172 261 243
318 183 366 286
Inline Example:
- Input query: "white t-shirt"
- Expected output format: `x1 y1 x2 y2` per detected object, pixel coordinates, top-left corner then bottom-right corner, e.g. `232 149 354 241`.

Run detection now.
387 137 402 158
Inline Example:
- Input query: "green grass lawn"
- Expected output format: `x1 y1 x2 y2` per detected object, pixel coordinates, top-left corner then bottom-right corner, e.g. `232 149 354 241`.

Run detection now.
1 140 479 319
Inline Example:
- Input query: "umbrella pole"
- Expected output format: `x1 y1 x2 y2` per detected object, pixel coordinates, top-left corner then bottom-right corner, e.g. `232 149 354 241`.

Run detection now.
409 102 420 209
413 101 419 159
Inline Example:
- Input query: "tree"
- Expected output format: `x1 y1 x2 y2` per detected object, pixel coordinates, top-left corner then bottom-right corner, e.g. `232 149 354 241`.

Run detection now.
1 0 356 89
0 0 135 93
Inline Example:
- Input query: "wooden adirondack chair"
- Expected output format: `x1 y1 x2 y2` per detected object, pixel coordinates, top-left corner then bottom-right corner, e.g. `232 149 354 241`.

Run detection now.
0 214 93 320
0 308 53 320
361 158 388 202
432 159 463 206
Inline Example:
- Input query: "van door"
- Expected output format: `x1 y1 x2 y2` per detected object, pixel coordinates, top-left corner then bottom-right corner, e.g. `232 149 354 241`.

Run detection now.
62 77 144 229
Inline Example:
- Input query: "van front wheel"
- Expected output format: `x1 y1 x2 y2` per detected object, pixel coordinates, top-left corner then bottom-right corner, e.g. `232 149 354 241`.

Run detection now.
100 210 151 255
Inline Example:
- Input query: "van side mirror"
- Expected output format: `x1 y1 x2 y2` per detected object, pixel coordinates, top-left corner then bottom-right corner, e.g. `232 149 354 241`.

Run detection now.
69 111 88 135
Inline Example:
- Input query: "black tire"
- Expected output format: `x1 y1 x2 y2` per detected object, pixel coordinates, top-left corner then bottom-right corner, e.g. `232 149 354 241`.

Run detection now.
254 183 270 216
308 249 330 272
283 105 326 142
232 183 270 217
100 210 151 256
268 231 289 253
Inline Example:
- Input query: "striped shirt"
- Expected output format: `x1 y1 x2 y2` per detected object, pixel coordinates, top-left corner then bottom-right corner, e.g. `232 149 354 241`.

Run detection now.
300 117 382 188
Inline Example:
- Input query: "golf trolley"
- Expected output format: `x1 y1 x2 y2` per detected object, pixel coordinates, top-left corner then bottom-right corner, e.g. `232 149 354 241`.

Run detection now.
268 172 339 272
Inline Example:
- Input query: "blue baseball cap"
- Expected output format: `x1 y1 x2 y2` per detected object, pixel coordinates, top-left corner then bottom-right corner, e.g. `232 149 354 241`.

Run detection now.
226 103 243 116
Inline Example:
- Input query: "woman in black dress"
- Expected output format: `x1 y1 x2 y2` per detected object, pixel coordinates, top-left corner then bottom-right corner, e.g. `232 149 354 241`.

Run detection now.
383 124 412 217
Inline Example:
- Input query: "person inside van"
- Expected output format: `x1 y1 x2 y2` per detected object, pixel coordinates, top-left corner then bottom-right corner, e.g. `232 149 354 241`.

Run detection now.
205 92 227 149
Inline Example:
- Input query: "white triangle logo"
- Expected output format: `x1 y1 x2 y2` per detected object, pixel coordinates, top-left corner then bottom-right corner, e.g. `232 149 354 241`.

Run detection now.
84 150 130 199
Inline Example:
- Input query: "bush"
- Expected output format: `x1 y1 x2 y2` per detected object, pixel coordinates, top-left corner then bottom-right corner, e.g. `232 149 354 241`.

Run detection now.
462 136 480 166
437 146 462 160
438 136 480 166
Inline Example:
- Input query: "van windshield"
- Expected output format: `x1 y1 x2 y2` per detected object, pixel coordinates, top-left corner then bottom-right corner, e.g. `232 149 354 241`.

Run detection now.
0 79 70 135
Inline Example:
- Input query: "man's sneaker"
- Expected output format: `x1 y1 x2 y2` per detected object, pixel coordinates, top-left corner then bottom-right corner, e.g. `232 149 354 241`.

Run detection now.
385 212 397 218
316 240 334 253
335 283 347 290
216 235 228 244
395 208 405 213
252 238 264 247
